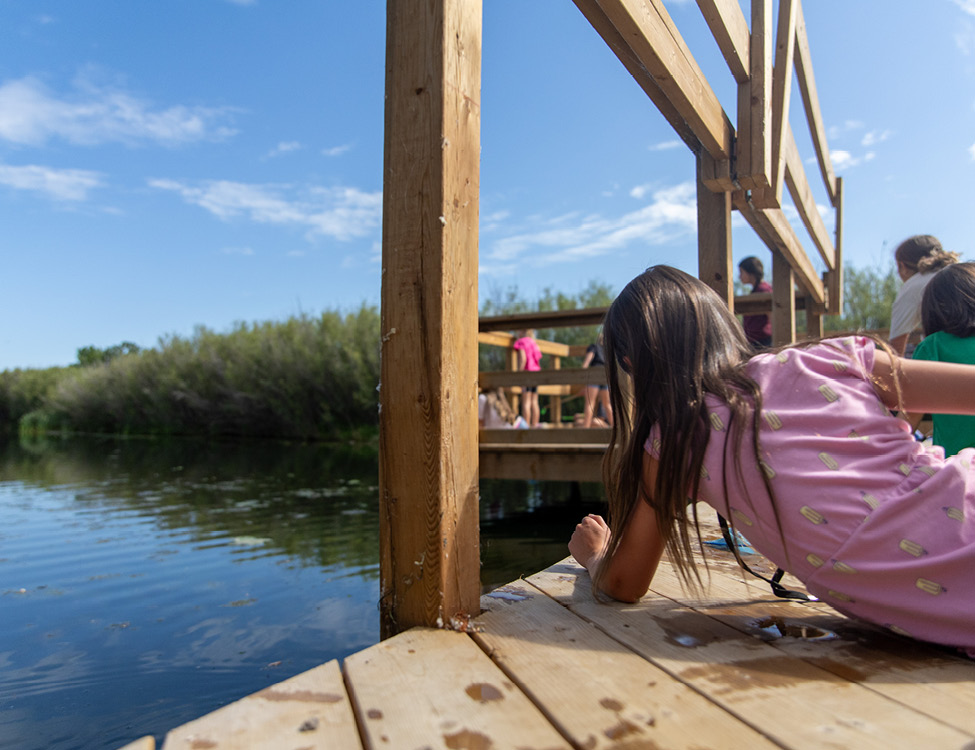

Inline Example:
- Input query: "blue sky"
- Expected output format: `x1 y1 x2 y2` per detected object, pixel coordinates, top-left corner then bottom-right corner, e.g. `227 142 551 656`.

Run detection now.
2 1 975 370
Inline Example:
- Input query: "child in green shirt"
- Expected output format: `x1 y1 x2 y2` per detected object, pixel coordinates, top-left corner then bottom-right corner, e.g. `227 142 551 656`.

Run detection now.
913 262 975 455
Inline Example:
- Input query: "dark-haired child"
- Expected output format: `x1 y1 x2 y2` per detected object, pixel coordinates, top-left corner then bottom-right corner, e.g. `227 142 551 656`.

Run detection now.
569 265 975 659
910 262 975 455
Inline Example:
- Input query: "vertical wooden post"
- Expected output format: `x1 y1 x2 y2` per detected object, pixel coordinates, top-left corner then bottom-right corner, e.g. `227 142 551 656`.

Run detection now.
828 176 844 315
771 251 796 345
552 355 562 425
697 153 734 307
379 0 482 638
805 298 823 338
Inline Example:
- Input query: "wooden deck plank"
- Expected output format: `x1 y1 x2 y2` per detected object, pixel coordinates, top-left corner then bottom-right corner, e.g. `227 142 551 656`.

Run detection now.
529 559 973 749
479 427 611 445
474 579 781 750
160 659 362 750
650 549 975 738
343 626 571 750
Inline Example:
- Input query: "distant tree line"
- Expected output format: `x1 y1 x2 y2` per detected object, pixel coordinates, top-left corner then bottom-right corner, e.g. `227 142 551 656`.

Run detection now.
0 262 900 441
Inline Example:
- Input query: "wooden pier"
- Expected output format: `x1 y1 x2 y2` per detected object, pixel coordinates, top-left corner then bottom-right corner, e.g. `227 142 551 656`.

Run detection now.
118 1 962 747
132 512 975 749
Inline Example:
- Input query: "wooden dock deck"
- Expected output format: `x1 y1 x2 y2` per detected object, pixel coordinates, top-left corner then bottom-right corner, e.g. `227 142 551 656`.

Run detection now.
134 514 975 750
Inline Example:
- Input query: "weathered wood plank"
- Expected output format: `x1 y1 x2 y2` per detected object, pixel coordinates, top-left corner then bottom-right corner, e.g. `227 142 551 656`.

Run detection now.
379 0 482 636
696 0 750 83
741 0 773 190
697 153 734 305
477 331 572 357
478 447 603 481
474 579 781 750
571 0 700 154
343 627 571 750
771 250 796 345
160 660 362 750
767 0 796 208
732 192 825 303
793 0 837 203
480 367 606 389
480 427 611 444
649 555 975 738
530 560 973 749
828 176 844 314
594 0 735 160
784 124 835 269
479 307 607 332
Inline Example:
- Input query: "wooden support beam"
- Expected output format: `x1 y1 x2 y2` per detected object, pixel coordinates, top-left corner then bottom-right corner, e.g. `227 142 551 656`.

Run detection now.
379 0 482 638
828 176 845 315
783 124 835 269
478 307 607 332
697 152 734 306
585 0 735 163
805 296 824 338
739 0 772 190
794 0 838 203
753 0 796 209
571 0 700 154
732 191 825 304
480 367 606 390
771 251 796 345
477 331 572 358
696 0 750 83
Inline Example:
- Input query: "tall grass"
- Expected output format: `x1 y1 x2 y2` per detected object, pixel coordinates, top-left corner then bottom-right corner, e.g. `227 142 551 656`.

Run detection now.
11 306 380 441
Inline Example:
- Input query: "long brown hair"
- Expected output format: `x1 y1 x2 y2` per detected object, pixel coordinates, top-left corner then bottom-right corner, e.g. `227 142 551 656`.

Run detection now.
894 235 959 274
598 266 770 591
921 262 975 338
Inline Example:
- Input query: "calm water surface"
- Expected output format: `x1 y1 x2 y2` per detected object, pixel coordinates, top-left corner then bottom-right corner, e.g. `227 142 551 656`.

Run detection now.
0 436 602 750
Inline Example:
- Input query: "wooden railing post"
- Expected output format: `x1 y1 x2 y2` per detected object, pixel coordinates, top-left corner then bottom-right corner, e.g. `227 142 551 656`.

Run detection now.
379 0 482 638
697 153 734 307
771 251 796 345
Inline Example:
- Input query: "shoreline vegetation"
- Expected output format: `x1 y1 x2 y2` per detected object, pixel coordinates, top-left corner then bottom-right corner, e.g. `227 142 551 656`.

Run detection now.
0 266 897 442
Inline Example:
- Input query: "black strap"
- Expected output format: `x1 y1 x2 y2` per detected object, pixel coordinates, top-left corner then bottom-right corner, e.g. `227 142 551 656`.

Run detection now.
717 515 816 602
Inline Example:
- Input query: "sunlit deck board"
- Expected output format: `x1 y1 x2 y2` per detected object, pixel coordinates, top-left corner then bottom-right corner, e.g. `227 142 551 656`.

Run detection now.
155 542 975 750
530 560 975 748
160 660 361 749
343 626 570 749
474 579 780 749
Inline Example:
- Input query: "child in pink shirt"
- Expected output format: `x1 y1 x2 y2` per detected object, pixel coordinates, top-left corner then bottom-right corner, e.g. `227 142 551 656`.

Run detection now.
513 329 542 427
569 266 975 658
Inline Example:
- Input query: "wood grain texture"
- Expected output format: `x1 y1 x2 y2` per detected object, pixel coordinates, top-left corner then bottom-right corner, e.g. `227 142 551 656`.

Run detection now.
379 0 482 636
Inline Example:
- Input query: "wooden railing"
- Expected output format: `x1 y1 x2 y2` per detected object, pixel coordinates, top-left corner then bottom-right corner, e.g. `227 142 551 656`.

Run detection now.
380 0 847 635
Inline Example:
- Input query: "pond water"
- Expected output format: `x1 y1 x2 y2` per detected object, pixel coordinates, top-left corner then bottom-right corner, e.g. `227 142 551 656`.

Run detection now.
0 436 603 750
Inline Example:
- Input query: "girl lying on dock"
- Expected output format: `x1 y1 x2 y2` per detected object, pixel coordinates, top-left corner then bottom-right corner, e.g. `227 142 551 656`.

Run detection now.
569 265 975 658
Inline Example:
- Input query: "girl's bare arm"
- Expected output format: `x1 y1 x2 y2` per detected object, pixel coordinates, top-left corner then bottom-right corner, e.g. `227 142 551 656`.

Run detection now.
873 350 975 415
568 451 667 602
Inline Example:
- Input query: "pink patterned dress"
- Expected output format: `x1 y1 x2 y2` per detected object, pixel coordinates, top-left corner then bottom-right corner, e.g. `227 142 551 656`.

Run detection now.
647 337 975 656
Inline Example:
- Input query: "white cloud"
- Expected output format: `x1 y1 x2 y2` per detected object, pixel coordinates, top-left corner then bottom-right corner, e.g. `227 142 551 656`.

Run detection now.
861 130 891 147
149 178 382 241
953 0 975 15
969 143 975 160
0 75 238 147
648 140 682 151
827 120 865 140
481 181 696 273
322 143 352 157
266 141 302 158
0 163 103 200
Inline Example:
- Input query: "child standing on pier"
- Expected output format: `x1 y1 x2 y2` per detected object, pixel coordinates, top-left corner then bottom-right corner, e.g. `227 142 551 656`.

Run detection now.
910 262 975 456
569 265 975 658
513 329 542 428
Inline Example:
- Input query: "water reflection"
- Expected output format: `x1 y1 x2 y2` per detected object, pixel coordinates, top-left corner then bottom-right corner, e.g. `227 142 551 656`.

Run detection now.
0 435 603 750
